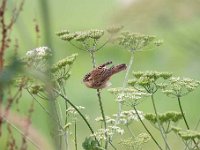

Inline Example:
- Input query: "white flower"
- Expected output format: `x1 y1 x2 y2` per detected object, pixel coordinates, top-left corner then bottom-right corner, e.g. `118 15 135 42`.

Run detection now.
26 46 52 60
35 46 51 57
26 50 35 57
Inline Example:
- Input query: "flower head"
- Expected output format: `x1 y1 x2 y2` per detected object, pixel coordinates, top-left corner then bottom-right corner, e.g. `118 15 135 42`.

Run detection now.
51 53 78 82
113 110 144 125
128 71 172 94
162 77 200 97
26 46 52 60
118 32 161 52
108 87 150 105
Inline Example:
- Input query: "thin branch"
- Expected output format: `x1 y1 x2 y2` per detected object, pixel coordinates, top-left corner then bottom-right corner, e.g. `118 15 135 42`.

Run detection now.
95 36 112 52
54 89 98 141
119 51 134 114
177 97 189 129
27 90 65 131
177 96 199 149
97 89 108 149
133 105 163 150
69 41 87 51
151 94 171 150
89 51 108 149
74 120 78 150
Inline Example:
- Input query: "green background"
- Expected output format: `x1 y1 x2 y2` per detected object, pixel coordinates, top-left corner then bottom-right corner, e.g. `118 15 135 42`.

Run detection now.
2 0 200 149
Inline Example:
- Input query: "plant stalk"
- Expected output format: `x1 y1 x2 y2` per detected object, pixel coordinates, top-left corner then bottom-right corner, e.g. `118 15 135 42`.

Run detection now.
177 97 189 129
133 105 163 150
120 51 134 114
89 51 108 149
74 120 78 150
97 89 108 149
55 90 99 144
151 94 171 150
177 96 199 149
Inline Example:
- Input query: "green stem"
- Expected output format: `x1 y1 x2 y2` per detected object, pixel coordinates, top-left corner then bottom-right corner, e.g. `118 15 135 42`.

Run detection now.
74 120 78 150
28 90 68 147
60 82 69 150
61 83 68 125
177 97 189 129
109 141 117 150
177 96 199 149
120 51 134 114
57 101 64 149
151 94 171 150
90 51 108 149
55 90 98 144
97 89 108 149
133 105 163 150
28 90 60 127
90 52 96 68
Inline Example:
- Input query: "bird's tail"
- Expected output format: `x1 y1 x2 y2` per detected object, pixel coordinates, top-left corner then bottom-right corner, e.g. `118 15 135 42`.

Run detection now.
111 64 127 75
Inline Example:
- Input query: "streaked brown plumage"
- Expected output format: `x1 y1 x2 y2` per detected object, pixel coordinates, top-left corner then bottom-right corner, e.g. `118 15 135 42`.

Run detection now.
83 61 127 89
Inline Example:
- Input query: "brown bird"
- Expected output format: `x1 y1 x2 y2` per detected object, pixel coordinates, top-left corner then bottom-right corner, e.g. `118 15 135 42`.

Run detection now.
83 61 127 89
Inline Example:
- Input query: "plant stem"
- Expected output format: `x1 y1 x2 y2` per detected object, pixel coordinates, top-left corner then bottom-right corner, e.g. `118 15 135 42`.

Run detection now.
97 89 108 149
90 52 96 68
177 97 189 129
109 141 117 150
133 105 163 150
177 96 199 149
28 90 63 129
120 51 134 114
60 82 69 150
57 101 64 149
74 120 78 150
89 51 108 149
61 83 68 125
151 94 171 150
28 90 69 149
55 89 100 145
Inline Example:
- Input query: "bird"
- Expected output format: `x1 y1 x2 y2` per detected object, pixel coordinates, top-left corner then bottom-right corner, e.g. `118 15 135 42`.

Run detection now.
83 61 127 89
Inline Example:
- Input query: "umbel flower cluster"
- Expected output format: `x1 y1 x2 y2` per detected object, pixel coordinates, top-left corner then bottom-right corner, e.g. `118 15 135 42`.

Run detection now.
95 110 144 126
162 77 200 97
128 71 172 89
108 87 150 105
172 127 200 147
50 53 78 82
128 71 200 97
145 111 183 133
113 110 144 125
56 29 104 42
120 133 150 150
90 126 124 141
118 32 163 52
26 46 52 60
145 111 183 125
56 26 123 43
22 46 78 95
24 46 52 72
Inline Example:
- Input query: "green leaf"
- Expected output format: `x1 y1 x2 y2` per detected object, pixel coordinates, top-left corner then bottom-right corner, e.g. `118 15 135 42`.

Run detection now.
82 137 104 150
